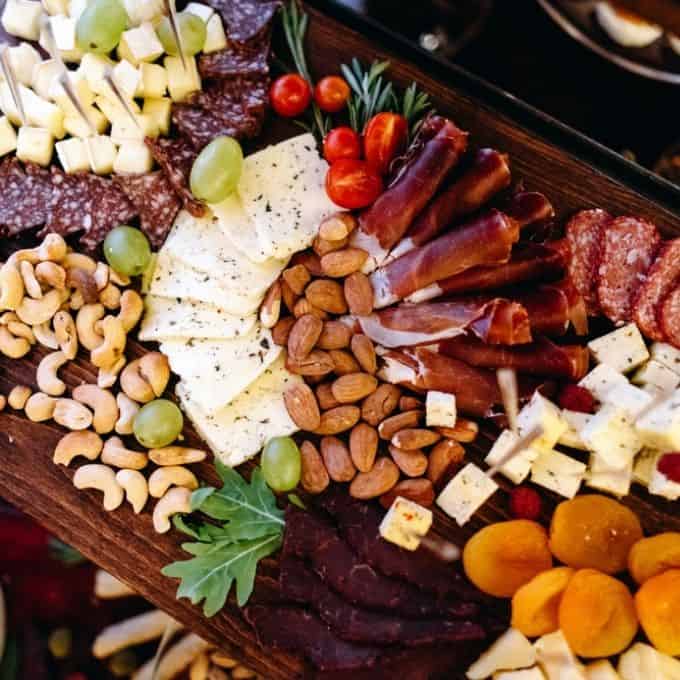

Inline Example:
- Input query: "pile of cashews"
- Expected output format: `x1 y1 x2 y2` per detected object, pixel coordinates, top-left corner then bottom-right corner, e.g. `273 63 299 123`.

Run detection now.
0 233 209 534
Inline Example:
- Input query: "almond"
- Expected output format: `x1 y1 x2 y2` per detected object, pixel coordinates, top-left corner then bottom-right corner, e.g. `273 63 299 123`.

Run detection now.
313 234 348 257
280 278 299 313
378 410 423 440
391 428 441 451
329 349 360 376
436 417 479 443
316 382 340 411
349 422 378 472
284 383 321 431
300 440 330 494
259 281 281 329
314 405 360 435
427 439 465 487
389 444 428 477
321 248 368 278
288 314 323 361
272 317 295 346
331 373 378 403
320 436 356 482
350 334 377 374
400 395 423 411
286 349 334 377
319 212 357 241
291 250 324 277
282 264 311 295
361 383 401 426
349 458 399 500
293 298 328 320
344 271 374 316
317 320 352 350
380 478 435 509
306 279 347 314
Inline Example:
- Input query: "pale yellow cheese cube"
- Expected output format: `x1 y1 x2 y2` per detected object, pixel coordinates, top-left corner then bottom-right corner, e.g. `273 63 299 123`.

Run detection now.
517 392 567 452
184 2 214 22
7 43 42 86
204 13 227 53
650 342 680 376
164 55 201 102
112 59 141 100
32 59 63 100
142 96 171 135
588 323 650 373
530 449 586 499
587 453 632 497
42 0 69 15
64 106 108 138
113 139 153 175
485 429 540 484
581 404 642 468
584 659 621 680
379 497 433 551
437 463 498 527
16 126 54 166
55 137 89 173
632 448 659 487
110 113 156 144
95 94 141 125
467 628 536 680
86 135 117 175
39 22 84 63
123 0 164 27
633 359 680 394
579 363 629 402
0 116 17 156
21 85 65 139
2 0 43 41
426 390 456 428
49 71 95 119
535 631 586 680
558 410 592 450
118 22 164 66
136 63 167 99
78 53 116 96
635 389 680 451
0 82 22 125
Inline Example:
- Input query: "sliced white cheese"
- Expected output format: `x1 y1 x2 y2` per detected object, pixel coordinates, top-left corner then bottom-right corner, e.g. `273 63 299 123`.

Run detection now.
602 382 653 420
587 452 633 497
530 449 586 499
635 389 680 451
467 628 536 680
211 191 269 263
161 324 281 415
437 463 498 527
534 631 586 680
139 295 256 342
650 342 680 376
558 409 592 450
176 356 300 467
579 363 629 403
580 404 642 468
588 323 649 373
485 429 540 485
517 392 567 452
585 660 621 680
633 359 680 394
379 497 433 551
426 390 456 428
0 116 17 157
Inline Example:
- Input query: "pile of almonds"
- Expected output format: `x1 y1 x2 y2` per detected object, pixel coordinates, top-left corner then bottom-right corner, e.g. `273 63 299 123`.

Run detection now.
259 213 479 507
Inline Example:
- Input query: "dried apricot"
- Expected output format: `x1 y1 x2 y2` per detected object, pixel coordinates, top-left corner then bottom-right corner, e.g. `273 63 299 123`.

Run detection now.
635 569 680 656
511 567 574 637
559 569 638 658
463 520 553 598
549 495 643 574
628 533 680 585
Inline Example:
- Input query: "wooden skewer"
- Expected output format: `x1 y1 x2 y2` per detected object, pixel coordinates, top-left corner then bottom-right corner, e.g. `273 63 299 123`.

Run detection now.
163 0 186 69
497 367 519 434
420 534 461 562
0 44 26 125
103 68 141 129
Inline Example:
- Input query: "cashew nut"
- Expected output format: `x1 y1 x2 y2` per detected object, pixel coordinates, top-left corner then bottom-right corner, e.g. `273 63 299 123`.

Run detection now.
120 359 155 403
140 352 170 397
93 610 175 659
67 267 99 304
35 261 66 290
91 316 126 369
37 351 69 396
132 633 207 680
101 436 148 470
53 430 103 465
69 289 85 311
63 252 96 273
115 393 139 435
16 289 65 325
94 571 135 600
149 447 207 466
153 487 191 533
115 469 148 514
73 464 124 511
190 653 210 680
148 466 199 499
118 290 143 332
53 399 93 430
73 384 118 434
0 312 17 324
19 261 42 300
24 392 57 422
76 303 105 350
7 321 35 344
7 385 31 410
209 667 229 680
52 310 78 360
0 327 30 358
0 262 24 311
99 283 121 310
98 356 126 389
109 268 130 286
93 262 109 291
9 234 67 266
32 322 59 349
210 652 238 670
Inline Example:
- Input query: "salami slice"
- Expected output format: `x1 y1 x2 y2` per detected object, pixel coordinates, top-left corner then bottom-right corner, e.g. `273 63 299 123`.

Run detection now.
173 103 262 149
597 216 661 324
80 176 136 251
191 75 269 122
114 172 181 247
565 208 612 315
198 38 270 79
0 159 52 235
203 0 279 43
660 286 680 348
632 238 680 341
41 168 96 237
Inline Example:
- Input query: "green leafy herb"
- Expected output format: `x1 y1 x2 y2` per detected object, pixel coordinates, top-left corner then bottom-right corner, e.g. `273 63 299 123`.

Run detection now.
400 82 432 135
341 58 396 132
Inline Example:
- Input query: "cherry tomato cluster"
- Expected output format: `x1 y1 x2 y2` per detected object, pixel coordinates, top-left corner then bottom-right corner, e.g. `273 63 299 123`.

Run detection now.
269 74 349 118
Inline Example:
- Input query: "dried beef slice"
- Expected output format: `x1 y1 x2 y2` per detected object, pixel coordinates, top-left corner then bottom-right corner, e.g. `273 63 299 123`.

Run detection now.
0 158 52 236
199 37 271 79
203 0 280 43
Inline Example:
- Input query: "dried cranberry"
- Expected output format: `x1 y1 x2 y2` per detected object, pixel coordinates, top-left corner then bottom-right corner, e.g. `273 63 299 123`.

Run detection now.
509 487 542 521
557 384 596 414
657 453 680 483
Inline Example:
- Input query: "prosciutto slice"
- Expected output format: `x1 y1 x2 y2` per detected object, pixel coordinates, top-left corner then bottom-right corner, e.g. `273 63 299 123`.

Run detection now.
505 191 555 228
351 117 468 270
516 279 588 336
371 210 520 308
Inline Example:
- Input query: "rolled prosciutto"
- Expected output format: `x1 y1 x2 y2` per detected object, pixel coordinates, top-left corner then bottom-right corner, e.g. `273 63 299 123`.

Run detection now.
351 117 469 271
517 279 588 336
371 209 520 308
505 191 555 228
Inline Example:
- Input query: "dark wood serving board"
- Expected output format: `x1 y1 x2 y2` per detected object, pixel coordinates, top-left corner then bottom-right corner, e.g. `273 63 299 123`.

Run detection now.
3 2 680 677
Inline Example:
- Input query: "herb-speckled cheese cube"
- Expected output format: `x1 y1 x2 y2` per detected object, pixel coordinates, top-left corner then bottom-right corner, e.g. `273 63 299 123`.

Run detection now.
204 14 227 53
558 410 592 450
530 449 586 499
587 453 632 497
7 43 41 86
142 97 172 135
650 342 680 376
2 0 42 41
517 392 567 452
136 63 167 99
636 389 680 451
633 359 680 394
579 363 629 402
86 135 117 175
437 463 498 526
55 137 89 173
0 116 17 157
580 404 642 468
426 390 456 428
484 429 540 484
379 497 433 551
16 126 54 166
164 55 201 102
588 323 649 373
118 22 164 66
113 139 153 175
602 382 653 419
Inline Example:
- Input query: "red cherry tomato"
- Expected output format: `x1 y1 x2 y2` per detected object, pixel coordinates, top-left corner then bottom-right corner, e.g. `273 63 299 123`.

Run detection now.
363 112 409 174
325 159 383 209
323 127 361 163
314 75 351 113
269 74 312 117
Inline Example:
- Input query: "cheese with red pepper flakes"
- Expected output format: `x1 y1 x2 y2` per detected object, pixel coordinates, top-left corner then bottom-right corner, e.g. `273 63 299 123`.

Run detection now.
379 497 433 551
587 323 649 373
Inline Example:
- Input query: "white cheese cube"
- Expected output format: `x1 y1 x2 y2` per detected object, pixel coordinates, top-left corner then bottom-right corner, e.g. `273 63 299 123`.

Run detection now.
558 410 592 450
142 96 171 135
602 382 653 419
579 363 629 402
619 642 680 680
64 106 108 138
485 429 540 484
110 113 156 144
650 342 680 376
113 139 153 174
86 135 117 174
530 449 586 499
164 55 201 102
588 323 649 373
633 359 680 394
67 0 87 19
136 63 167 99
78 53 115 96
32 59 62 100
95 94 140 125
112 59 141 99
118 22 164 66
0 82 22 125
204 13 227 53
437 463 498 527
0 116 17 157
21 85 65 139
379 497 433 551
16 126 54 166
41 0 68 15
49 71 95 118
517 392 567 452
2 0 43 41
587 452 632 497
648 454 680 501
426 390 456 428
633 448 659 487
584 660 621 680
55 137 89 173
493 671 546 680
184 2 214 22
580 404 642 468
535 631 586 680
123 0 163 26
7 43 42 86
467 628 536 680
39 22 83 63
635 389 680 451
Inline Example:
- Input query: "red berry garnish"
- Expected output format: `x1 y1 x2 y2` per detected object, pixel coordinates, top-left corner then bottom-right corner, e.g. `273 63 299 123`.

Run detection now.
509 487 542 521
558 384 596 413
657 453 680 483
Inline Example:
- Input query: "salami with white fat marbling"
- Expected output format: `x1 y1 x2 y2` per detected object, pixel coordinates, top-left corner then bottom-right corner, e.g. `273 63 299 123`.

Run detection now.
0 159 51 236
202 0 279 43
80 176 136 251
198 38 271 79
660 286 680 348
40 167 96 238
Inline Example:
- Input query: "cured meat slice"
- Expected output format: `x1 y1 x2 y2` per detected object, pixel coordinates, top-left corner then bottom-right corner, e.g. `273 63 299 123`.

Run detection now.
41 168 96 237
202 0 279 43
516 279 588 337
633 238 680 341
660 287 680 348
198 39 270 78
173 103 262 149
114 171 181 247
80 176 136 250
352 118 468 270
597 216 661 323
505 191 555 228
190 75 269 122
0 160 52 236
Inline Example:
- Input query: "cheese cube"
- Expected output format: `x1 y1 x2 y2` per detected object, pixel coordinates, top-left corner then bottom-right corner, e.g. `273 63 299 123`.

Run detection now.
42 0 68 15
204 13 227 53
379 497 433 551
2 0 43 41
587 452 632 497
55 137 89 173
0 116 17 157
485 429 540 484
113 139 153 174
426 390 456 428
21 85 65 138
634 359 680 394
64 106 108 138
437 463 498 527
95 94 141 125
165 55 201 102
635 389 680 451
650 342 680 376
535 631 587 680
633 448 659 487
142 96 171 135
493 671 546 680
123 0 164 27
530 449 586 499
118 22 164 66
184 2 214 22
7 43 42 86
558 410 592 450
588 323 649 373
619 642 680 680
16 126 54 166
136 63 167 99
0 82 22 125
602 382 653 419
581 405 642 468
110 113 156 144
68 0 87 19
648 454 680 501
86 135 117 174
32 59 62 100
467 628 536 680
517 392 567 452
78 53 116 96
579 363 629 402
584 660 621 680
112 59 141 99
49 71 95 118
39 22 83 63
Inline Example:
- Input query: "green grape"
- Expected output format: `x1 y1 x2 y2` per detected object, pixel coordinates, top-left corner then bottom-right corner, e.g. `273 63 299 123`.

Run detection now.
261 437 301 492
103 226 152 277
133 399 184 449
190 136 243 204
76 0 127 53
156 13 207 56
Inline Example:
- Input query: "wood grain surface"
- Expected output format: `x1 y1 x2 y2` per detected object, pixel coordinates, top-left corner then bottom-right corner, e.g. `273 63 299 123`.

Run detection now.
2 4 680 678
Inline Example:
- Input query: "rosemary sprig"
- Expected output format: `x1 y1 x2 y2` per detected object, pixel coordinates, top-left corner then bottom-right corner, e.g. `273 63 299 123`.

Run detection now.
341 58 396 132
401 82 432 135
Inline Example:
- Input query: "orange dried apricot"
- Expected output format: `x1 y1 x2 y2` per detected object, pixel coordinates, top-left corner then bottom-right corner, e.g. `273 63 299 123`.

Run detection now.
635 568 680 656
511 566 574 637
628 532 680 585
549 495 643 574
559 568 638 658
462 520 553 598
